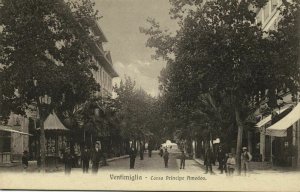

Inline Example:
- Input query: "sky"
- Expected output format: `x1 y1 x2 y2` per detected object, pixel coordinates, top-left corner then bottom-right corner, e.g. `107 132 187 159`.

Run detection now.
94 0 178 97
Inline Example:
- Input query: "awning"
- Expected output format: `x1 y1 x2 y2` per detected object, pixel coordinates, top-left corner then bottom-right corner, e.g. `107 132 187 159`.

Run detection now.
37 112 69 131
256 105 291 128
0 125 32 136
266 103 300 137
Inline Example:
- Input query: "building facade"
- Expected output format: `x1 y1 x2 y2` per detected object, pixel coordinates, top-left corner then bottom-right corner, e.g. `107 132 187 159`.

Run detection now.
254 0 300 168
88 21 118 98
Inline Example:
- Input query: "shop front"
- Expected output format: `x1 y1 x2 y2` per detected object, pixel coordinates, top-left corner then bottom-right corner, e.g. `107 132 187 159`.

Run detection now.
0 125 32 164
266 103 300 168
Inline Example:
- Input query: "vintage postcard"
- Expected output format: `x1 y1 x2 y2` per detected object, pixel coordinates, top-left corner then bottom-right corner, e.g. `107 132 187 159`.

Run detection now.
1 0 300 191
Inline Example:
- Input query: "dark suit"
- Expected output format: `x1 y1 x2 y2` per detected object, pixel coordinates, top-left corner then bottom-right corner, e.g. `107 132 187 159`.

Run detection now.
129 148 137 169
81 150 90 173
91 148 102 173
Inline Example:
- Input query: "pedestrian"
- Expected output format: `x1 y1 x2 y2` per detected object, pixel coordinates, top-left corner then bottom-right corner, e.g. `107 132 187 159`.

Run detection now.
217 146 226 174
91 142 103 174
139 145 144 160
22 150 29 172
81 146 90 173
180 150 186 169
37 155 41 172
148 145 152 158
63 147 73 175
241 147 252 176
74 144 81 167
163 148 169 168
204 148 214 175
129 146 137 169
159 147 163 157
226 153 236 176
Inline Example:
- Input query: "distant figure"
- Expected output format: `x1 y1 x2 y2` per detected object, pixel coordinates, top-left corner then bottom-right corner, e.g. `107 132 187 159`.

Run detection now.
204 148 214 174
37 156 41 172
241 147 252 176
22 150 29 172
81 146 90 173
217 146 226 174
129 147 137 169
63 148 73 175
139 145 144 160
159 147 163 157
91 142 103 174
180 151 186 169
163 148 169 168
226 153 236 176
148 145 152 158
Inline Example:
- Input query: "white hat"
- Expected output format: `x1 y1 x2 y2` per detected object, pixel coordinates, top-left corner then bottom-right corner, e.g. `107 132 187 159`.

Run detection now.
242 147 247 150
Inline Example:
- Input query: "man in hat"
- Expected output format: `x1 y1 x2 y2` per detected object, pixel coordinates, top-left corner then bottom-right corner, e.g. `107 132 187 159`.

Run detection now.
163 148 169 168
241 147 252 176
22 150 29 172
91 142 103 174
63 147 73 175
129 146 137 169
217 146 226 174
81 146 90 173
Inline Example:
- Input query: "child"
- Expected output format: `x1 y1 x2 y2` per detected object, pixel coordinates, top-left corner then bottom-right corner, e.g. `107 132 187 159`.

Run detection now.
226 153 236 176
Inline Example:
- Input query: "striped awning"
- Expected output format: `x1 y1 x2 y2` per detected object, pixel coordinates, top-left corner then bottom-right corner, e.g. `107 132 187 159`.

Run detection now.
37 112 69 131
256 105 292 128
266 103 300 137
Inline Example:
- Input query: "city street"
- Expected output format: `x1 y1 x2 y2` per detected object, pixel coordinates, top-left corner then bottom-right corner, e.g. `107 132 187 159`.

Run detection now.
101 151 179 171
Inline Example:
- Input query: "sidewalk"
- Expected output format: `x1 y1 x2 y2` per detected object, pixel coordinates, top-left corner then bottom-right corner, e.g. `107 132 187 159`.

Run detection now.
193 158 298 174
0 155 130 173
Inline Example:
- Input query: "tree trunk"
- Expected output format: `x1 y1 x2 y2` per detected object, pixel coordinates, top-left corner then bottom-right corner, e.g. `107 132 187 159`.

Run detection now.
235 106 243 175
40 117 46 172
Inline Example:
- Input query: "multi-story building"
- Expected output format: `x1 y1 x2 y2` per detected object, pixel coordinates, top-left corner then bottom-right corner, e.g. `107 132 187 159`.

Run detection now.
254 0 300 168
88 20 118 98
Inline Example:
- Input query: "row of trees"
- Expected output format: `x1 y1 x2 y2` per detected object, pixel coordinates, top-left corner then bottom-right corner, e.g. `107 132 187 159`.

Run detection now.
0 0 163 170
141 0 300 173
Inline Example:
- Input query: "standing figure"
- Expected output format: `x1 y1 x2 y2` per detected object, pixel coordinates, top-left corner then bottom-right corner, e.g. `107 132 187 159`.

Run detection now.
148 145 152 158
180 151 186 169
22 150 29 172
241 147 252 176
159 147 163 157
63 148 73 175
204 148 214 174
163 148 169 168
81 146 90 173
226 153 236 176
139 145 144 160
217 146 226 174
91 142 103 174
129 147 137 169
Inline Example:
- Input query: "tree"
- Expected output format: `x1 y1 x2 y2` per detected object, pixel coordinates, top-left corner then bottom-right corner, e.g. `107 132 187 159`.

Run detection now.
0 0 100 171
141 0 274 173
113 76 159 149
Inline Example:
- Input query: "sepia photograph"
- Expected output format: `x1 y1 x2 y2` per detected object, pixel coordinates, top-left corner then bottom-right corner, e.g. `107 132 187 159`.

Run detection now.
0 0 300 191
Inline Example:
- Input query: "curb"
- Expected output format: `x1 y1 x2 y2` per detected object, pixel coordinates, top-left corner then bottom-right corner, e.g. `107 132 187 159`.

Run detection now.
193 158 206 169
106 155 129 162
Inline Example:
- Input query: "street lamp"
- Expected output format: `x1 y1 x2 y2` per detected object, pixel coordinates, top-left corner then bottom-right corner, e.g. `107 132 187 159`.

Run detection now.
34 79 52 172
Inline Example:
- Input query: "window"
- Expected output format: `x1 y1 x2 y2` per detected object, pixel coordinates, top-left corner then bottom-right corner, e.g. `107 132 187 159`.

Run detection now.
0 131 11 153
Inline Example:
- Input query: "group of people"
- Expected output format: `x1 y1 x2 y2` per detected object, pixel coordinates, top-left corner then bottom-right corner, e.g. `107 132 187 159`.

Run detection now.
204 146 252 176
64 142 105 174
128 144 153 169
